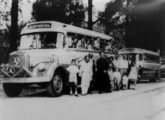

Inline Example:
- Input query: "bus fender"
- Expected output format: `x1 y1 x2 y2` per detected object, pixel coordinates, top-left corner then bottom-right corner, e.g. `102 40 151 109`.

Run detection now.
47 63 59 81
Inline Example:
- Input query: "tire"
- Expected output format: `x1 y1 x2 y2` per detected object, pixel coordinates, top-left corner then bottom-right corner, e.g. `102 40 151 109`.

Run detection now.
47 74 64 97
149 78 156 82
155 70 160 80
47 83 55 97
3 83 22 97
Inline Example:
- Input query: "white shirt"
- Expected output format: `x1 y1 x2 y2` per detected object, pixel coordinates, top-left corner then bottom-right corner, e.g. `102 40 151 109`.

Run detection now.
67 65 79 74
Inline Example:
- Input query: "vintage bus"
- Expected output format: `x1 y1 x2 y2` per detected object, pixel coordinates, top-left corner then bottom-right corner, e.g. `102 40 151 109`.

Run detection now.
118 48 161 82
0 21 115 97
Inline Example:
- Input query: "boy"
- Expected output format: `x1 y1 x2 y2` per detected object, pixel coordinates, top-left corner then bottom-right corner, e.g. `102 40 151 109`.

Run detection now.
67 59 79 96
113 68 121 91
122 73 128 90
108 66 114 92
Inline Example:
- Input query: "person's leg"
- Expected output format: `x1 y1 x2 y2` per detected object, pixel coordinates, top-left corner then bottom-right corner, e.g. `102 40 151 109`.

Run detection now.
86 80 91 94
77 75 81 94
81 78 85 95
69 82 73 95
97 72 103 93
134 79 137 89
127 79 131 89
74 82 78 96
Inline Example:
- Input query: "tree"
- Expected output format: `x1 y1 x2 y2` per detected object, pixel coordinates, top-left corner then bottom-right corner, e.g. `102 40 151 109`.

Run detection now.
32 0 85 27
126 0 164 52
88 0 93 30
10 0 19 52
102 0 164 53
101 0 129 49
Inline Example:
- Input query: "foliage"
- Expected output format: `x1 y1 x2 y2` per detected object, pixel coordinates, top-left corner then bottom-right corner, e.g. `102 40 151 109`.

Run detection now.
103 0 164 53
32 0 85 27
0 0 11 29
101 0 129 49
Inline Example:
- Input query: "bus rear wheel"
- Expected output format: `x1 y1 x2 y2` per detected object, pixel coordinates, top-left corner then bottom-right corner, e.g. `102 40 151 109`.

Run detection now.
3 83 22 97
47 74 64 97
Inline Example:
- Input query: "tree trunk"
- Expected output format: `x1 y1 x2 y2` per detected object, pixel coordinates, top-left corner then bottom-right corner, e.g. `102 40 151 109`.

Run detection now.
88 0 93 30
10 0 18 52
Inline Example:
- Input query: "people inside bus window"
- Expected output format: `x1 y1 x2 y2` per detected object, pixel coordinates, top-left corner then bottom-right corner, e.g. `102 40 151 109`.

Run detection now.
76 39 82 48
30 34 40 49
93 38 100 50
65 36 73 48
84 39 89 49
72 37 78 48
81 38 86 49
105 41 112 51
76 37 85 49
87 42 93 50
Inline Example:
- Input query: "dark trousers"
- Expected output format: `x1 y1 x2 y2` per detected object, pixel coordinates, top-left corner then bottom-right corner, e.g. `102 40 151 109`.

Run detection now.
96 71 110 93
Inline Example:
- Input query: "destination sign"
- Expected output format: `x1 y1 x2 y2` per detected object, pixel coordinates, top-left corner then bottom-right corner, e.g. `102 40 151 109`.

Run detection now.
27 23 51 29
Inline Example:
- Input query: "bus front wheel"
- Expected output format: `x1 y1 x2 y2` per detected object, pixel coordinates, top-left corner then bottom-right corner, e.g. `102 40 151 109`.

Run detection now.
47 74 64 97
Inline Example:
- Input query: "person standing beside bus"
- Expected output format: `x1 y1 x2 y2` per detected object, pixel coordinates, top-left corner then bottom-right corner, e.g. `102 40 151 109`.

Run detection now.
108 66 115 92
128 62 139 89
113 55 119 69
119 55 129 77
96 52 109 93
79 56 92 95
67 59 79 96
113 68 121 91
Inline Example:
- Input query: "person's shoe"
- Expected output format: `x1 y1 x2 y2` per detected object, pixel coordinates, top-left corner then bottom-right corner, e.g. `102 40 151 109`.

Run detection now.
81 94 87 96
74 94 79 97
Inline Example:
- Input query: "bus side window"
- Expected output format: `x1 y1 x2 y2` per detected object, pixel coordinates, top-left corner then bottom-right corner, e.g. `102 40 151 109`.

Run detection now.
93 37 100 50
76 35 86 49
139 54 143 61
105 40 112 52
86 36 93 50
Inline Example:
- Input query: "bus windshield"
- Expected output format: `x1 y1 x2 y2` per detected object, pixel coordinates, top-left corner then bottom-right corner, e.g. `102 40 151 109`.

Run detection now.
20 32 58 49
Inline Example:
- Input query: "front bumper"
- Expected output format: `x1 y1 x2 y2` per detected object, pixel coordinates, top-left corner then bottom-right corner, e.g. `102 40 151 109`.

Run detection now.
0 77 50 84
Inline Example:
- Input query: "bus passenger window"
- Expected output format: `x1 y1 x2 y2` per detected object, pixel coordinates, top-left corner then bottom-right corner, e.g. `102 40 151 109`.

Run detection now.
105 41 112 51
87 41 93 50
72 37 78 48
64 36 73 48
76 37 85 49
139 54 143 61
93 38 100 50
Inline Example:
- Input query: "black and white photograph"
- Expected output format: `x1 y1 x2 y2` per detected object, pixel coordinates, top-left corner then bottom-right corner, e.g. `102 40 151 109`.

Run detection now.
0 0 165 120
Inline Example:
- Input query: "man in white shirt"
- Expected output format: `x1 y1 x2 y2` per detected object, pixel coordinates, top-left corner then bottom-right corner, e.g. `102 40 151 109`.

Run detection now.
79 56 92 95
119 55 129 77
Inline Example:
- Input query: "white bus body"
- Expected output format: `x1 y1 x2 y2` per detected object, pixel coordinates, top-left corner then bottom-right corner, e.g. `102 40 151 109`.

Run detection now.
118 48 161 81
0 21 115 97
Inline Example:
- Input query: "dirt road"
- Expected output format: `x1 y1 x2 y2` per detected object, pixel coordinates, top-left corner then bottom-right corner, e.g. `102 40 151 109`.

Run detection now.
0 81 165 120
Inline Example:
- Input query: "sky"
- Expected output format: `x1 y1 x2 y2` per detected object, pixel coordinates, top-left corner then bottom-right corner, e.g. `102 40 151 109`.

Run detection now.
83 0 110 11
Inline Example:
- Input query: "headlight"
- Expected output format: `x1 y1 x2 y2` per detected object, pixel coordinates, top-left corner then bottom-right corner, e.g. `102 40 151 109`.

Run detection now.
9 56 21 66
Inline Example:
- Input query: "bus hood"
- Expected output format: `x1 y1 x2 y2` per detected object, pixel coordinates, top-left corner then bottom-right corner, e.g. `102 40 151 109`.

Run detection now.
17 49 62 67
18 49 79 67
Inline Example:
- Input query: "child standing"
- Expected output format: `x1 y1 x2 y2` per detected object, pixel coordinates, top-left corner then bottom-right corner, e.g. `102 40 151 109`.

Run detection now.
108 67 114 92
128 62 139 89
67 59 79 96
122 73 129 90
113 68 121 91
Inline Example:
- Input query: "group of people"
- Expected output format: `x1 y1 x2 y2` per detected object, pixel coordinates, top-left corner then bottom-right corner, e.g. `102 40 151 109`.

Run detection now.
65 36 113 52
67 52 139 96
67 54 93 96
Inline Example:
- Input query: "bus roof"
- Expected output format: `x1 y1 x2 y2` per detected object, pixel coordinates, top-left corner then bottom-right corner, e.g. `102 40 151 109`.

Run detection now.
21 21 113 40
118 48 159 56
